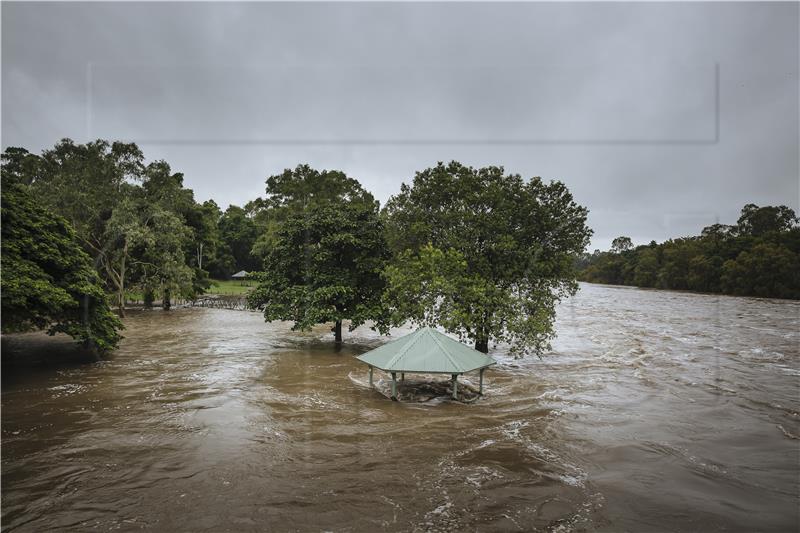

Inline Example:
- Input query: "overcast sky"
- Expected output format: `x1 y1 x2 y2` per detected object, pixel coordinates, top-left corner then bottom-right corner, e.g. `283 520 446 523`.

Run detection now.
2 2 798 250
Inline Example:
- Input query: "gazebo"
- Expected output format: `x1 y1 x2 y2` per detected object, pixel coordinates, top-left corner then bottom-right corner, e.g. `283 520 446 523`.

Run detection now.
231 270 249 285
356 327 496 401
231 270 248 280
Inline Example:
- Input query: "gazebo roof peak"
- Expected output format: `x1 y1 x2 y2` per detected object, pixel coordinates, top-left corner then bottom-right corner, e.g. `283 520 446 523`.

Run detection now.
356 327 495 375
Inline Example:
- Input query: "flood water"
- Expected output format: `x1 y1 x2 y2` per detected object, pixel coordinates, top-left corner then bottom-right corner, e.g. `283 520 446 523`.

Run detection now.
2 283 798 532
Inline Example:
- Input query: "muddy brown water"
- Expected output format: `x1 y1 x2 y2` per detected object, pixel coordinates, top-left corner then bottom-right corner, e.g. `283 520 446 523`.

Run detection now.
2 283 798 532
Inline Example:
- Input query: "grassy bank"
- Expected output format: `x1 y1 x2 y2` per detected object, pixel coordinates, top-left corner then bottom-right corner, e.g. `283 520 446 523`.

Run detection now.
207 279 254 295
122 279 254 303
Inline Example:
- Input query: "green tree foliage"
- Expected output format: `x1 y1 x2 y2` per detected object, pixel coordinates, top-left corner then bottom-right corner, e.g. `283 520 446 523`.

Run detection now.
1 182 122 351
382 161 592 355
30 139 145 245
3 141 207 314
579 204 800 299
217 205 260 273
185 199 222 273
8 140 148 315
611 236 633 253
721 243 799 298
737 204 797 236
248 166 387 342
249 164 376 266
0 147 42 185
116 202 195 309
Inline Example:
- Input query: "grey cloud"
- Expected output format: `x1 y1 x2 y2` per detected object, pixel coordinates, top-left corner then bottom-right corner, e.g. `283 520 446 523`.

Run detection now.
2 2 797 251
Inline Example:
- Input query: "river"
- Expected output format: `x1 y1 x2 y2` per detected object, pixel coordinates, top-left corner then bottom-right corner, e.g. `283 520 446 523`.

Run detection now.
2 283 798 532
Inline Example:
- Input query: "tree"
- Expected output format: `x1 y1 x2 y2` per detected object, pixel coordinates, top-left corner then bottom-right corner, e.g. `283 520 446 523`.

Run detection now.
142 160 195 215
382 161 592 355
139 160 203 300
611 236 633 253
127 205 195 309
262 164 372 211
5 141 202 313
0 147 41 186
100 195 147 316
632 247 660 287
384 244 538 351
218 205 259 274
185 199 222 272
1 182 122 351
12 140 146 312
737 204 798 237
721 243 799 299
249 164 377 265
248 166 387 342
31 139 145 246
701 223 736 239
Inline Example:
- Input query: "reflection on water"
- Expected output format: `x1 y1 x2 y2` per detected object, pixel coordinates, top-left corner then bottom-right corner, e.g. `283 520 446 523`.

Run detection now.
2 283 798 531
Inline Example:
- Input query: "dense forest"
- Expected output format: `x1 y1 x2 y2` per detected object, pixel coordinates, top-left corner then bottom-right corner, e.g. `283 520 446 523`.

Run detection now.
1 140 591 355
578 204 800 300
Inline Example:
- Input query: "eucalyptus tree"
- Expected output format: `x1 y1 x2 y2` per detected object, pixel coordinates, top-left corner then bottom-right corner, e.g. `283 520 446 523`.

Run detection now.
31 139 145 251
140 160 207 299
129 206 194 310
185 199 222 272
382 161 592 355
7 140 146 314
611 236 633 253
5 142 205 313
248 165 388 343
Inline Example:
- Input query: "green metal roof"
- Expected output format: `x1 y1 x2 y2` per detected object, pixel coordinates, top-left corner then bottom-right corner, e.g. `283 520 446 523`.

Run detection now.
356 327 496 374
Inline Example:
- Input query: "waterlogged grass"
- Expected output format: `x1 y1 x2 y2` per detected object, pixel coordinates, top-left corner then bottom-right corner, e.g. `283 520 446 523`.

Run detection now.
121 279 253 303
125 291 144 303
206 279 254 296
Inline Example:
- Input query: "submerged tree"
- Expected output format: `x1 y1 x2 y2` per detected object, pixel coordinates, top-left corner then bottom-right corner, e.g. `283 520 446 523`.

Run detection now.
248 165 387 342
1 182 123 351
382 161 592 355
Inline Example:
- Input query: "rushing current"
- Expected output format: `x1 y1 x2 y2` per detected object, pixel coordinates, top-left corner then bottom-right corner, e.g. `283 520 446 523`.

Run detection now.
2 283 798 532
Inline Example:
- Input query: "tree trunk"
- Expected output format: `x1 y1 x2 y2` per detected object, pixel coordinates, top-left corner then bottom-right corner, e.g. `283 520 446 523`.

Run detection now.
117 290 126 318
475 335 489 353
117 239 127 318
474 316 491 353
333 320 342 343
143 290 154 309
163 288 171 311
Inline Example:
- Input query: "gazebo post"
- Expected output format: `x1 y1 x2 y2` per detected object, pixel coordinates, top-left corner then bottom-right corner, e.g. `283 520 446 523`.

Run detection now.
479 368 485 395
391 372 397 400
451 374 458 399
369 366 373 388
400 372 405 381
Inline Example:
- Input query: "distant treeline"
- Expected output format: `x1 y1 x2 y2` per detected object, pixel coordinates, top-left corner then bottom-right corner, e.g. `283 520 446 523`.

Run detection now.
577 204 800 300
